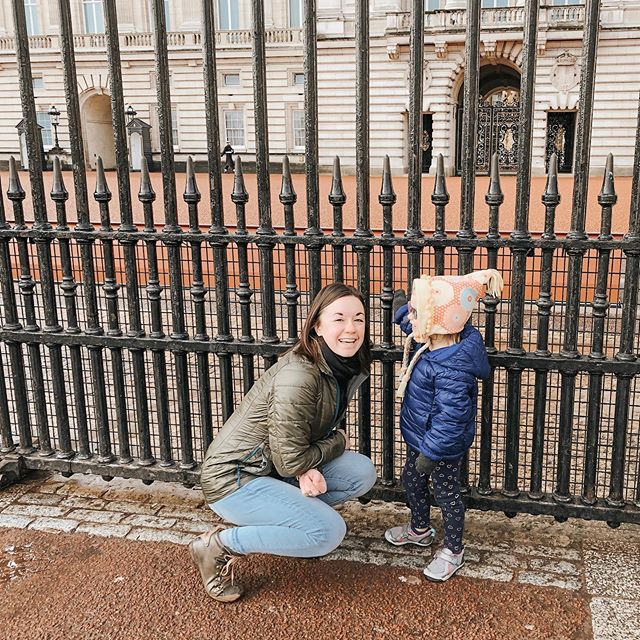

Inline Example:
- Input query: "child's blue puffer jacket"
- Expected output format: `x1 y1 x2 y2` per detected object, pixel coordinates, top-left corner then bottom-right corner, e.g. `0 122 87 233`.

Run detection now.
395 304 491 461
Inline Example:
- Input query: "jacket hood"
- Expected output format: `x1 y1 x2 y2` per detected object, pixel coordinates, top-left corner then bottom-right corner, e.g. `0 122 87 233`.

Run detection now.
422 325 490 380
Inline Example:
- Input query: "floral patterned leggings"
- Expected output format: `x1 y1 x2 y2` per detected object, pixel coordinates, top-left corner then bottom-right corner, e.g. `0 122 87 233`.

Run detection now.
401 447 465 554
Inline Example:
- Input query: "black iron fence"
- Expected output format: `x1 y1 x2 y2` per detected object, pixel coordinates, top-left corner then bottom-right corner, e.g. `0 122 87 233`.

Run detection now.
1 0 639 526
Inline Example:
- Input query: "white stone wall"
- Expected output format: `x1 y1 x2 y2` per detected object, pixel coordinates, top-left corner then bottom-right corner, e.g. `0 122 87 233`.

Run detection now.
0 0 639 175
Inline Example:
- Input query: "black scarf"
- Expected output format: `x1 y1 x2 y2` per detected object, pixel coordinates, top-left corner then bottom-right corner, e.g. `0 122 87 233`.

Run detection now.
318 336 362 388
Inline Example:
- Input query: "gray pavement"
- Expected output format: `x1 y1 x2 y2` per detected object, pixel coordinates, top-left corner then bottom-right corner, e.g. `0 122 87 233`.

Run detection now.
1 471 639 639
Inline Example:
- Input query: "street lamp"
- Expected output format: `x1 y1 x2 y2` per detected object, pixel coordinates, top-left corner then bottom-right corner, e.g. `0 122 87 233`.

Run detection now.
48 104 61 149
126 104 137 124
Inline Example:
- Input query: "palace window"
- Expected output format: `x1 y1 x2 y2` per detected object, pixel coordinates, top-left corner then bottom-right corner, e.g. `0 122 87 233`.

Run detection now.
425 0 441 11
293 72 304 86
551 1 581 5
224 109 245 147
218 0 239 30
83 0 105 34
289 0 303 28
291 108 305 150
224 73 241 87
36 111 52 147
171 108 179 146
24 0 41 36
481 0 509 7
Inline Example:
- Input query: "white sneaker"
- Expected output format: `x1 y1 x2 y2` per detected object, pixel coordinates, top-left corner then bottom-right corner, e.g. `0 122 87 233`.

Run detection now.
423 547 465 582
384 523 436 547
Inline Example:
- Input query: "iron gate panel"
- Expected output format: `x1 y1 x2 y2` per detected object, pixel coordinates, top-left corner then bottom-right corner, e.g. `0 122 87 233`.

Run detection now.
476 100 520 174
1 0 640 527
546 111 576 173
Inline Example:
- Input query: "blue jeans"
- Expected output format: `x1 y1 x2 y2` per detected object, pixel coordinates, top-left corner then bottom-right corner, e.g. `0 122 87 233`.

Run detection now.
210 451 377 557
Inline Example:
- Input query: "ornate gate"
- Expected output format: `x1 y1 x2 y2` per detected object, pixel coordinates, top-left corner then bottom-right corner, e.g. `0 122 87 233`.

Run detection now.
476 98 520 173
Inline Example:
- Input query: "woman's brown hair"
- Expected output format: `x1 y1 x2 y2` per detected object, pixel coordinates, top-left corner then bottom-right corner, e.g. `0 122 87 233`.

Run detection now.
293 283 372 373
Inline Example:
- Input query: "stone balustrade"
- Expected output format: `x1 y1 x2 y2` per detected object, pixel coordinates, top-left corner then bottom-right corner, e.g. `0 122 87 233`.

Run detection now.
0 28 302 53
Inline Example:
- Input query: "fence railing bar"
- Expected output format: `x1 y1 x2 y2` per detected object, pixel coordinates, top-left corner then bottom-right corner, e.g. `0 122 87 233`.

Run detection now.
47 160 75 459
232 156 254 396
478 153 503 495
57 0 90 229
0 349 14 452
329 156 346 284
379 155 396 485
151 0 194 468
7 159 51 455
201 0 225 233
0 184 16 453
529 154 559 499
582 154 615 504
184 159 214 454
251 0 278 365
303 0 322 299
607 93 640 506
139 161 173 465
405 0 425 290
53 158 91 456
354 0 374 460
280 156 300 346
554 0 602 503
94 159 134 463
431 154 449 277
457 0 481 275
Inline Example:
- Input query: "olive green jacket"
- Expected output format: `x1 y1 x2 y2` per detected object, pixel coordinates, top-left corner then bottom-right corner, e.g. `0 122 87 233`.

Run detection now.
200 350 368 504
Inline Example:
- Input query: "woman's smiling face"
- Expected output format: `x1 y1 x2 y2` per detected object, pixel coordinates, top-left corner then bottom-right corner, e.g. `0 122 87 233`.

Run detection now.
315 295 366 357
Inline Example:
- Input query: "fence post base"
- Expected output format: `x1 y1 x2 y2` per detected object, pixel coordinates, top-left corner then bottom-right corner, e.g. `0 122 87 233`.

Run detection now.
0 456 28 489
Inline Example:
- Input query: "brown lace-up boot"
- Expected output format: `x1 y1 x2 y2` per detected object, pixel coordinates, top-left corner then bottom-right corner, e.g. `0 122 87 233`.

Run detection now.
188 525 244 602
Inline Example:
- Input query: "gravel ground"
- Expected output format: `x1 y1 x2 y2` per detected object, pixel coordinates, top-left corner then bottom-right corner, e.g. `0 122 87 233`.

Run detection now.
1 528 592 640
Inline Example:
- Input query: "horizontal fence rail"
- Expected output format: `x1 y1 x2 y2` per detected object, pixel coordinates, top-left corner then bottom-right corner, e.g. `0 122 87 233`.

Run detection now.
1 0 640 526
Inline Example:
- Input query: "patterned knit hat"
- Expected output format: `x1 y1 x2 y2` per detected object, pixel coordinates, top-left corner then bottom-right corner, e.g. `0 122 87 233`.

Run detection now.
396 269 503 398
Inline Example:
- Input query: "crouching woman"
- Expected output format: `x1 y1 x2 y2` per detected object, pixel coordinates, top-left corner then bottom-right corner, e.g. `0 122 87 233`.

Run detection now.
190 283 378 602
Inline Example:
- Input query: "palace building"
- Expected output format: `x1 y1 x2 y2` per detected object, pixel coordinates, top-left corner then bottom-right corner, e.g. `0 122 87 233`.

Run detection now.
0 0 638 175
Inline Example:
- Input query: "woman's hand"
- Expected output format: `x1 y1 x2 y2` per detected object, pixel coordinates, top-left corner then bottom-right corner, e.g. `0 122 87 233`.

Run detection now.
298 469 327 497
337 428 350 450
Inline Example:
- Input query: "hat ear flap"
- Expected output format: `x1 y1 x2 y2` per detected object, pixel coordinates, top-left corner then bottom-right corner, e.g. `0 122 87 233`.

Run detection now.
411 277 433 342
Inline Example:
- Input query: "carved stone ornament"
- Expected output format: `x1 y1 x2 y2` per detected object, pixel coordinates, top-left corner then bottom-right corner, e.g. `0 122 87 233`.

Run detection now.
550 51 580 93
405 58 432 91
387 43 400 61
434 40 448 59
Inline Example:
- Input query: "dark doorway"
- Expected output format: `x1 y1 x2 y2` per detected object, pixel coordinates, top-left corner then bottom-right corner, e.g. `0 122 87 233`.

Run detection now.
422 113 433 173
456 63 521 175
545 111 576 173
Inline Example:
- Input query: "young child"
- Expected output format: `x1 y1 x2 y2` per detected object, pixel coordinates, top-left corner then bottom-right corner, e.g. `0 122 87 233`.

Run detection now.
385 269 503 582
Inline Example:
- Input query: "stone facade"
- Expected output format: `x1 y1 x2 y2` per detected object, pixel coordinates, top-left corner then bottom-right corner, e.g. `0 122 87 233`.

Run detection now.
0 0 639 175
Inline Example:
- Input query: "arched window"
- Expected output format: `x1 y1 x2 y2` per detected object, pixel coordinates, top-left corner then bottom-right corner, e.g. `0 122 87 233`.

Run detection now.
83 0 105 34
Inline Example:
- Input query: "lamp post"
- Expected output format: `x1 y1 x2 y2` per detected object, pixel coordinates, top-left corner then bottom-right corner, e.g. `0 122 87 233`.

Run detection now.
48 104 61 149
126 104 137 124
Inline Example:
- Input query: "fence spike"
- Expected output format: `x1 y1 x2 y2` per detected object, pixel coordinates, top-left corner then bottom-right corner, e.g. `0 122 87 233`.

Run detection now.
7 157 25 200
138 157 156 203
598 153 616 203
279 156 297 205
431 153 449 204
542 153 560 206
50 157 68 202
231 156 248 204
379 155 396 206
94 157 111 202
487 152 503 199
328 156 346 206
183 156 201 204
